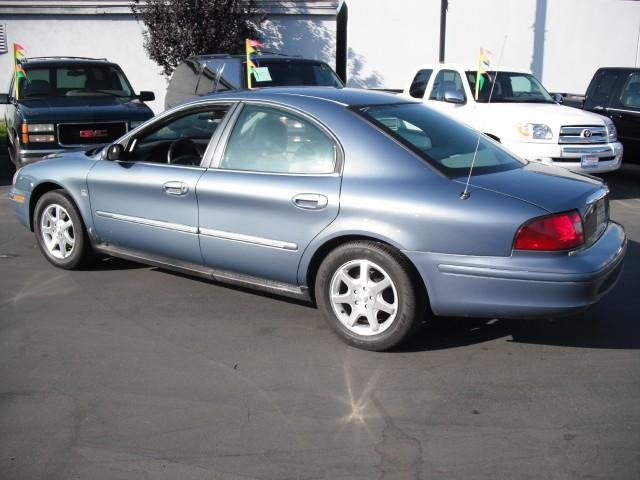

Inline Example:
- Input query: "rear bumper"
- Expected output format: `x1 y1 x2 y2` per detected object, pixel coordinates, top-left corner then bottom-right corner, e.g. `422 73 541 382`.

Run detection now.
405 221 626 319
502 140 623 174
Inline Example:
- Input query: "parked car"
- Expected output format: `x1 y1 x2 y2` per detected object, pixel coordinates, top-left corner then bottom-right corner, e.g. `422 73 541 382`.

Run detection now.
165 54 343 109
9 88 626 351
1 56 155 167
556 67 639 162
403 64 623 174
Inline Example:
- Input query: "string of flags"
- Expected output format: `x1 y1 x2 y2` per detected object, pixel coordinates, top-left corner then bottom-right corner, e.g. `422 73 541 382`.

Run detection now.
14 43 27 100
245 38 273 88
475 47 492 100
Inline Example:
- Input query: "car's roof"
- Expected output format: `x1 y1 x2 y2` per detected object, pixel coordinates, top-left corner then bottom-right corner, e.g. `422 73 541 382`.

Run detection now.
413 63 523 73
23 57 118 68
191 54 331 64
198 87 412 108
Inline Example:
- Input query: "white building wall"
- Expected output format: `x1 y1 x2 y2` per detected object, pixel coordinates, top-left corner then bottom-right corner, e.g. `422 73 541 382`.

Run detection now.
346 0 640 94
0 13 336 114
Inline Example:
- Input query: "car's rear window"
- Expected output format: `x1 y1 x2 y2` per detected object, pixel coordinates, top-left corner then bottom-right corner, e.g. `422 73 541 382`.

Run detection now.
250 60 343 88
355 103 524 177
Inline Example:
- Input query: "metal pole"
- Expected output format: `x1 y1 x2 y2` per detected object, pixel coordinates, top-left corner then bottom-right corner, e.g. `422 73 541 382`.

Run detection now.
439 0 448 63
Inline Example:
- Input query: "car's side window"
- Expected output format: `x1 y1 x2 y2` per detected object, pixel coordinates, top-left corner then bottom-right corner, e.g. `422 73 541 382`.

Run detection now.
127 105 231 166
409 69 433 99
220 104 336 174
429 69 466 102
589 71 619 108
618 73 640 109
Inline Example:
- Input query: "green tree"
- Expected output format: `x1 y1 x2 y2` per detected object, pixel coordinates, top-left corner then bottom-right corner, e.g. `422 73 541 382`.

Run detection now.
132 0 263 77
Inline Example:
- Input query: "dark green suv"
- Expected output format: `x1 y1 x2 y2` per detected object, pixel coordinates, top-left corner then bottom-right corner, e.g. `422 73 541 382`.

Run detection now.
1 57 155 167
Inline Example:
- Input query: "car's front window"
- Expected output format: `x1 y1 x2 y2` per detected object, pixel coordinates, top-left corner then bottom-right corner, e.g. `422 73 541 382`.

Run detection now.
465 71 554 104
356 103 525 177
19 65 134 99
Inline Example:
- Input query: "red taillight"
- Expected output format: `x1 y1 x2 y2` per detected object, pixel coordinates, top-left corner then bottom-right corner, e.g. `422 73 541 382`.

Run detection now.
514 211 584 251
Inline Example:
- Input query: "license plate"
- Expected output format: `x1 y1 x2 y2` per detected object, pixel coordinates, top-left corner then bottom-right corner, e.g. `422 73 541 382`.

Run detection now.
581 155 599 168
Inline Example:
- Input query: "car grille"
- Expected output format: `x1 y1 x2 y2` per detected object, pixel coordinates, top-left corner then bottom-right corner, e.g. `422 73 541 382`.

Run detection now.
583 192 609 247
58 122 127 146
558 125 607 144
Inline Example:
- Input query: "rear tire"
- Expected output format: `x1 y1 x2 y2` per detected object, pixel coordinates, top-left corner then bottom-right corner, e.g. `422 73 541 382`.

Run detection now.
34 190 94 269
315 240 426 351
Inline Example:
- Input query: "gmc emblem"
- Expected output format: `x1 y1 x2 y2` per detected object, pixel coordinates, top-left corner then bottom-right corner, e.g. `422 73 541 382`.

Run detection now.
79 129 109 139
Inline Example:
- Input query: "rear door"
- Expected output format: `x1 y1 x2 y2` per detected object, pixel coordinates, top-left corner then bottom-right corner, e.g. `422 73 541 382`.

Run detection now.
197 102 342 285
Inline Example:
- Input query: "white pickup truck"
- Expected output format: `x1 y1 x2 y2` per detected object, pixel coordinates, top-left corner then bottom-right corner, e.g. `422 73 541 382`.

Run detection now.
402 64 623 173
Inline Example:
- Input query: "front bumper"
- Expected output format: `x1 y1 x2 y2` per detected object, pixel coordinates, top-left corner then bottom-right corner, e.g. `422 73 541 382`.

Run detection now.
15 147 67 165
8 187 30 229
502 140 623 174
405 221 626 319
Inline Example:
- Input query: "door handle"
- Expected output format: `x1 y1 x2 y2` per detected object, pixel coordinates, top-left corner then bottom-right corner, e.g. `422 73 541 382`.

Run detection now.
163 181 188 196
610 113 622 119
292 193 328 210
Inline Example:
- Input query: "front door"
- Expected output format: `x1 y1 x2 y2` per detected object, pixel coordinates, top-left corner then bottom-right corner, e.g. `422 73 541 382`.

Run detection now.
197 103 341 284
87 104 232 264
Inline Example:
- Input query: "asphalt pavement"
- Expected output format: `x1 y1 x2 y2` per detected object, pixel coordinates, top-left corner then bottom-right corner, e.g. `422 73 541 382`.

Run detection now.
1 156 639 479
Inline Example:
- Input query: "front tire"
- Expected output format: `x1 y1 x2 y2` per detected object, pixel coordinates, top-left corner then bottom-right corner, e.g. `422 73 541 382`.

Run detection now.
315 241 426 351
34 190 93 269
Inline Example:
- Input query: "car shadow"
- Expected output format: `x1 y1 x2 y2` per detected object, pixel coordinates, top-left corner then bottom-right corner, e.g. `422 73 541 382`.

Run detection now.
601 163 640 200
0 150 15 187
398 239 640 352
80 237 639 351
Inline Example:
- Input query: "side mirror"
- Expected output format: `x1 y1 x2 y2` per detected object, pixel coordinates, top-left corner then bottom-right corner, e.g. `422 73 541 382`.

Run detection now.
444 89 465 104
138 91 155 102
0 94 9 104
553 93 564 104
106 144 124 161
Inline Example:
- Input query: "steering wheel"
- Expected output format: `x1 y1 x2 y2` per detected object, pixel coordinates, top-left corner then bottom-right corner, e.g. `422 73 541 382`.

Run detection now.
167 138 204 165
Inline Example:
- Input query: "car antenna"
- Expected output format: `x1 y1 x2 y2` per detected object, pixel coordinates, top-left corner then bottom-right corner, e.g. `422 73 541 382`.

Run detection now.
460 36 508 200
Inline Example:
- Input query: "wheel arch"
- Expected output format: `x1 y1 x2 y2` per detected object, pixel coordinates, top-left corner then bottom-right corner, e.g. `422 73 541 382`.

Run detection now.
29 182 82 232
302 233 430 308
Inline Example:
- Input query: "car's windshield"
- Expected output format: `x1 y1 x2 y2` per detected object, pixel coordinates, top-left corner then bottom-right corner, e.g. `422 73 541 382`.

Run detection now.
250 60 343 88
465 71 554 103
19 64 134 99
356 103 525 177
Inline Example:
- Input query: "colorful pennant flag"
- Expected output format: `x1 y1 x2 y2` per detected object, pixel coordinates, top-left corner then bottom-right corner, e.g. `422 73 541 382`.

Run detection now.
245 38 263 89
13 43 27 100
475 47 492 100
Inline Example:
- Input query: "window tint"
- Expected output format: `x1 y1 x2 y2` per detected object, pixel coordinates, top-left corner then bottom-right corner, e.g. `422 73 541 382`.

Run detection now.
465 71 554 103
409 69 433 98
619 73 640 108
589 71 619 107
429 70 466 101
128 106 230 165
357 103 523 177
221 105 336 174
196 60 243 94
249 60 343 88
20 65 133 98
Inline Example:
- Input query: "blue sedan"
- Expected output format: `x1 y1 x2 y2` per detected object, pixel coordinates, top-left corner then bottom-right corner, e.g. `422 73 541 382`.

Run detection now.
9 88 626 351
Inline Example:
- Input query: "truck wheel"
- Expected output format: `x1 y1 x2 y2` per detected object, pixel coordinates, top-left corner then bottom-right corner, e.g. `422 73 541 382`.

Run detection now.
315 240 426 351
34 190 94 270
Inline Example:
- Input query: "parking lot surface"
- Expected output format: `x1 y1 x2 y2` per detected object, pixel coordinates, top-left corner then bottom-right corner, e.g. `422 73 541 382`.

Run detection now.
1 157 639 480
